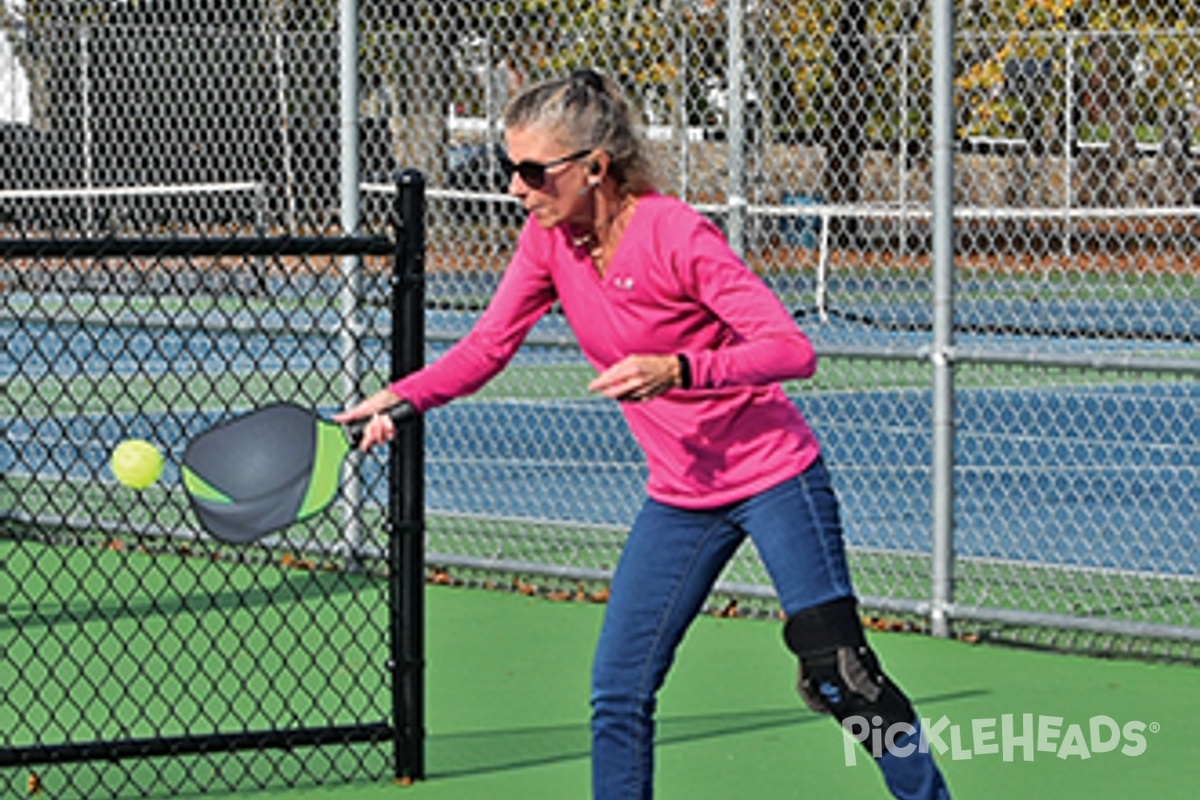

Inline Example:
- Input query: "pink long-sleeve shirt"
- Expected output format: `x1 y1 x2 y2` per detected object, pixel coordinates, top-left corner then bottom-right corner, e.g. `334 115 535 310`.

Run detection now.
391 192 822 509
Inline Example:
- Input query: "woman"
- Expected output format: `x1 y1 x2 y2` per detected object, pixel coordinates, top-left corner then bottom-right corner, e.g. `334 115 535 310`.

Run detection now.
336 69 951 800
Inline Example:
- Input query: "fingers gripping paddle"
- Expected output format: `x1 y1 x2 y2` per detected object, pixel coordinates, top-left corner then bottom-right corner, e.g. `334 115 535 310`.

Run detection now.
181 401 417 544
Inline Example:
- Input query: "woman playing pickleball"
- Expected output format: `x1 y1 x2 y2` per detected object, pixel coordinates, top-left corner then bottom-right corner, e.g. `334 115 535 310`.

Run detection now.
336 68 951 800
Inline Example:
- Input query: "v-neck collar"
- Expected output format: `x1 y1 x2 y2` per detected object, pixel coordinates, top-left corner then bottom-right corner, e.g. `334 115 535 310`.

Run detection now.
582 195 642 281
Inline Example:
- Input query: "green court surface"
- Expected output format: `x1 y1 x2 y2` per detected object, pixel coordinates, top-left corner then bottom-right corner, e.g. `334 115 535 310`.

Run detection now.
4 551 1198 798
150 584 1195 800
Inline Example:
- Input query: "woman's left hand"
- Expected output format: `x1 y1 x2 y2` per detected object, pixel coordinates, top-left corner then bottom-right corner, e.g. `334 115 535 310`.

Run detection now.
588 354 682 402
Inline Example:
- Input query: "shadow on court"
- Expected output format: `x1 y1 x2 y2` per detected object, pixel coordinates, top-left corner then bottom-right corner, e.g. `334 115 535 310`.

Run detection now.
0 540 378 632
428 690 990 779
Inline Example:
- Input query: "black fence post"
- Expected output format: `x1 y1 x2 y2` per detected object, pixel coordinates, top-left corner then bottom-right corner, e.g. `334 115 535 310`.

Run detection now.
390 169 426 782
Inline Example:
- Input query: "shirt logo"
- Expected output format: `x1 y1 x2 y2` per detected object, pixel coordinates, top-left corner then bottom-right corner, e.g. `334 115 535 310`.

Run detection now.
612 275 635 290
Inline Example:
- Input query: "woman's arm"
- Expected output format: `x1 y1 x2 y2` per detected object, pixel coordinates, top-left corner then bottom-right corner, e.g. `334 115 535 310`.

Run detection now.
336 230 557 449
588 212 814 403
675 216 817 389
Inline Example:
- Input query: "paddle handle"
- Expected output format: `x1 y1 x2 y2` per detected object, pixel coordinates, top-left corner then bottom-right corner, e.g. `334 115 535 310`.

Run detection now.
345 400 419 447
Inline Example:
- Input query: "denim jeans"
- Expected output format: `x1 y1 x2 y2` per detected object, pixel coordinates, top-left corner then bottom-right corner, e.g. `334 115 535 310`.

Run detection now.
590 457 950 799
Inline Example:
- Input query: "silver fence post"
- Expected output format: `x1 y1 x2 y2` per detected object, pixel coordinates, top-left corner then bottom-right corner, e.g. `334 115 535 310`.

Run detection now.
1062 31 1075 258
271 13 297 234
930 0 957 638
674 6 691 200
725 0 746 256
81 24 95 233
339 0 364 562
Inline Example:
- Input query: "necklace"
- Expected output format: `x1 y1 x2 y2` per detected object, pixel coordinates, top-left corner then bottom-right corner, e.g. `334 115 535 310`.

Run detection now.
571 194 637 252
570 230 596 249
566 194 639 280
588 195 639 276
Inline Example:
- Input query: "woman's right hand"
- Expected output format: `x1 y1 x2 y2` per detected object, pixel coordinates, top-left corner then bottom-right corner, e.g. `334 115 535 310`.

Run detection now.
333 388 409 452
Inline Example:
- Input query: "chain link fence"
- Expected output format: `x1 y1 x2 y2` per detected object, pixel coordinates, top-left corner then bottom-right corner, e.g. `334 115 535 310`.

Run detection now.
1 234 410 796
2 4 1197 793
386 1 1195 658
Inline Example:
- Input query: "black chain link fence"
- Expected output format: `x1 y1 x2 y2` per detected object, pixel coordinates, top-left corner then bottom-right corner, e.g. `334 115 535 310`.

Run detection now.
0 177 427 797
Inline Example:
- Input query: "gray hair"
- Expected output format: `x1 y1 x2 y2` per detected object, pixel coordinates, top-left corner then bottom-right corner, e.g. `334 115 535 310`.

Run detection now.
503 69 658 195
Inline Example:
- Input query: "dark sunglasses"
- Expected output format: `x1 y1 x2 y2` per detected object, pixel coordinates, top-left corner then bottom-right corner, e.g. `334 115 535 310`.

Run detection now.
503 149 592 189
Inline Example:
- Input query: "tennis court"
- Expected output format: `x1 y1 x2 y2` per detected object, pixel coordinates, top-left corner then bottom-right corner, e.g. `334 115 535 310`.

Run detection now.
4 265 1196 797
4 4 1199 793
6 282 1193 580
3 232 1197 796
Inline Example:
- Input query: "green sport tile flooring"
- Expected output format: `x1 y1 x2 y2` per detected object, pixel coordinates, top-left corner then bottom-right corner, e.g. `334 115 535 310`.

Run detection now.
12 584 1193 800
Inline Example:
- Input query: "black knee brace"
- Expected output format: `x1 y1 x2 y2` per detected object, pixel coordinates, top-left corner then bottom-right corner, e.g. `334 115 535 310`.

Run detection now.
783 597 915 736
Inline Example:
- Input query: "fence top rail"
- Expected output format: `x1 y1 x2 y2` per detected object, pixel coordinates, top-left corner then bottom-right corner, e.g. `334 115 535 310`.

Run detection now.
371 183 1200 223
0 182 265 201
0 235 395 259
734 203 1200 221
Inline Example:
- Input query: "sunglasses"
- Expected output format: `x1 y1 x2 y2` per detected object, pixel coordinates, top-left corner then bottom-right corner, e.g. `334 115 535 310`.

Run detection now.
503 149 592 189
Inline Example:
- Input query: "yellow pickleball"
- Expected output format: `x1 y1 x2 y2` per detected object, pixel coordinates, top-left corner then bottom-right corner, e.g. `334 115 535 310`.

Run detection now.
110 439 164 489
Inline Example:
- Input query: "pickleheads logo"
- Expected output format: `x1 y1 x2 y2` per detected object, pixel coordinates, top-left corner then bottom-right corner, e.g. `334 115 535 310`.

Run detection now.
841 714 1159 766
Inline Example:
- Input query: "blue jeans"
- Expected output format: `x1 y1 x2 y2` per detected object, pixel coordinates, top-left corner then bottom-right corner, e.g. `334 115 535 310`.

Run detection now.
590 458 950 799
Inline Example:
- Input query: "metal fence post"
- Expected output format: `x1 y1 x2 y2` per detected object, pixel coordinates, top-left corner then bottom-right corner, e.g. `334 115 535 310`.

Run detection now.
725 0 746 257
930 0 957 639
339 0 365 562
391 169 427 782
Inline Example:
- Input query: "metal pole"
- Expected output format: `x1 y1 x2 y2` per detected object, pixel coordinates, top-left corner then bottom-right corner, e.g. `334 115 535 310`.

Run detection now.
929 0 957 639
1063 32 1075 259
339 0 360 227
338 0 364 560
273 15 297 233
899 30 910 249
81 25 94 233
391 169 427 782
725 0 746 256
676 7 690 199
484 37 498 242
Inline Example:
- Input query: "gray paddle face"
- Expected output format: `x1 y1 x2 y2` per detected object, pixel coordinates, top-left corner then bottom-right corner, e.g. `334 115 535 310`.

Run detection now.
181 403 345 543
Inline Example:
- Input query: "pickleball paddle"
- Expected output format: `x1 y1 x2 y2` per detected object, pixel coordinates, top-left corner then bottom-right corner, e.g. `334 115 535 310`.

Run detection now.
181 400 416 543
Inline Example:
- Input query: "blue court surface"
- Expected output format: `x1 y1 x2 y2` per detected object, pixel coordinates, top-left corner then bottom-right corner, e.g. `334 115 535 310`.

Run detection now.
4 321 1194 579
